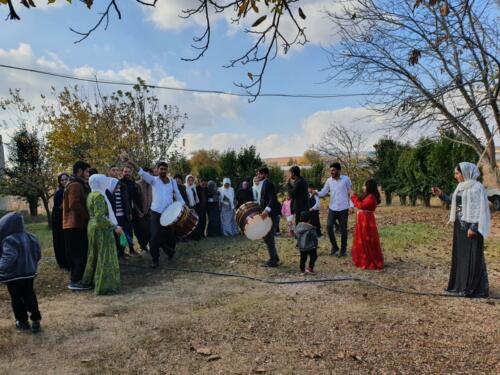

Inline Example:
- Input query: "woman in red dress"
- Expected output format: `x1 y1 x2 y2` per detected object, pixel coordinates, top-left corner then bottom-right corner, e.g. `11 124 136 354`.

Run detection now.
351 179 384 270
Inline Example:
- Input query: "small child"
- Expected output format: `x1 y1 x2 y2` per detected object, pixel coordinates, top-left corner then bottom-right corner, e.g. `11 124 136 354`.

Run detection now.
294 211 318 275
281 193 295 237
0 212 42 333
308 185 322 237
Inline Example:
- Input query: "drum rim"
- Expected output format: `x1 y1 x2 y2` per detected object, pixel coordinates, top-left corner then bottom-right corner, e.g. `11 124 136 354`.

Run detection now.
161 201 186 226
242 214 272 240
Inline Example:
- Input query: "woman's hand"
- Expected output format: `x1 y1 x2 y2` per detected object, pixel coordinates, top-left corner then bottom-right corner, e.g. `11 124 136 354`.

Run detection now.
431 187 442 197
114 226 123 235
467 229 476 238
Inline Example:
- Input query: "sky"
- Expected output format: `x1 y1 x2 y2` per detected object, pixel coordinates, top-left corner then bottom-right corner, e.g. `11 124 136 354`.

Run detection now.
0 0 406 159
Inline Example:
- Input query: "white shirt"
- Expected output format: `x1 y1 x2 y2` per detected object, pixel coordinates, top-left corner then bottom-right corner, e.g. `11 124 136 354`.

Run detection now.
309 193 320 211
318 175 353 211
138 168 185 213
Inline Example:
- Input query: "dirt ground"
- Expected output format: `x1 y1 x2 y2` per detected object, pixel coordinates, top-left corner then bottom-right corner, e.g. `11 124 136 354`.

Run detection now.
0 205 499 374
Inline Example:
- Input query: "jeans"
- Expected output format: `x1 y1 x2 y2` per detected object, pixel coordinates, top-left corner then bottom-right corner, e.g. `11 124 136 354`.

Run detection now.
150 211 176 262
6 278 41 323
327 209 349 254
299 248 318 271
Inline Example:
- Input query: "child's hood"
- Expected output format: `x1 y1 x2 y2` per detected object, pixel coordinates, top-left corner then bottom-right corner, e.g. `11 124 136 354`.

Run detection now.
295 222 316 235
0 212 25 243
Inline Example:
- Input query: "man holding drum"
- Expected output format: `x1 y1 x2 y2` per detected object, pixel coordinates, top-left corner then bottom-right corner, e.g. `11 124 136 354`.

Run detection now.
125 158 185 268
257 167 281 267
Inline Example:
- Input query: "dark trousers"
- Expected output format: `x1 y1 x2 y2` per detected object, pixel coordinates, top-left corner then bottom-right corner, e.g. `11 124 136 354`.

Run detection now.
6 278 41 323
310 210 322 236
263 215 279 264
196 209 207 238
133 212 151 250
299 248 318 271
150 211 176 262
115 215 134 256
64 228 88 283
327 209 349 254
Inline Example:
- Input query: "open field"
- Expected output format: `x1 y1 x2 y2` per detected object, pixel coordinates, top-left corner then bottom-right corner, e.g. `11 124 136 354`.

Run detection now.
0 204 499 374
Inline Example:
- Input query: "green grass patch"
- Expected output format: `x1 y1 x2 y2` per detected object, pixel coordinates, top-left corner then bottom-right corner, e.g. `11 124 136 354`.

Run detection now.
379 223 442 253
26 222 53 256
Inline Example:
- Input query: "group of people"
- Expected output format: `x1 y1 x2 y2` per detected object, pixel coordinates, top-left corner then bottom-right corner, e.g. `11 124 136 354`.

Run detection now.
0 158 492 334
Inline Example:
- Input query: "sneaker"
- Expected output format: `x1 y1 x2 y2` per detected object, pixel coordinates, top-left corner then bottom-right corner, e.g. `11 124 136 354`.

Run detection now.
68 282 91 291
330 248 339 256
337 252 347 258
151 261 159 269
306 267 316 275
262 260 279 268
31 320 41 334
15 321 31 331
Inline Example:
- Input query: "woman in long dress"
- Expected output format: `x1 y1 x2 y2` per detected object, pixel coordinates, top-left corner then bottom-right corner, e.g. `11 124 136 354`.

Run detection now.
219 178 239 236
432 162 490 298
81 174 122 295
52 172 70 270
351 179 384 270
185 174 201 239
206 180 221 237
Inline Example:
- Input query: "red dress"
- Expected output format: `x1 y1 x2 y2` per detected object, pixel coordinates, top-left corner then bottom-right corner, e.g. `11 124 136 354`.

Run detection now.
351 194 384 270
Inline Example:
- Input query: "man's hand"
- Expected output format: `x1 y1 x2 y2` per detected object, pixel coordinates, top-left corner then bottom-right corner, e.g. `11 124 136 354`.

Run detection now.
261 210 269 220
467 229 476 238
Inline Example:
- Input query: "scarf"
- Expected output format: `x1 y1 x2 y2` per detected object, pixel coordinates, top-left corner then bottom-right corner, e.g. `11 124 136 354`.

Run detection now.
449 162 491 238
219 178 235 209
185 174 199 207
252 179 262 202
89 174 118 226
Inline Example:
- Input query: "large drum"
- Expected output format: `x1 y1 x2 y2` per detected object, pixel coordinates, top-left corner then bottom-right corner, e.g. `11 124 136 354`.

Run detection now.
235 202 273 240
160 202 199 238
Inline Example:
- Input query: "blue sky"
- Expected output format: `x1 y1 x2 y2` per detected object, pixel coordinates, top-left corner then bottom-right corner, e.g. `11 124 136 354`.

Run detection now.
0 0 392 158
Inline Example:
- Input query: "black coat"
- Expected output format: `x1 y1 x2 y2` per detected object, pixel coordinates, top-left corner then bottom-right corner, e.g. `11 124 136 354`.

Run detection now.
259 179 280 217
288 177 309 215
121 177 143 215
236 188 254 208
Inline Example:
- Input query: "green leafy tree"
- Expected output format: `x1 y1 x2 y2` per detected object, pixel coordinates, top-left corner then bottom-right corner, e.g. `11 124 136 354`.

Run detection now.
168 151 191 178
197 165 219 183
236 145 264 183
218 149 239 184
267 165 285 194
302 162 325 189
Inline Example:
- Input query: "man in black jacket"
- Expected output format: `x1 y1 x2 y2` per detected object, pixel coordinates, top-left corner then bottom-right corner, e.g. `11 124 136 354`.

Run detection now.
288 166 309 224
121 165 143 254
257 167 281 267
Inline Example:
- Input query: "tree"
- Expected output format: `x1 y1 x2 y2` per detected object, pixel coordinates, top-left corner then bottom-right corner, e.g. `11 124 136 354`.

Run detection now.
190 149 220 177
303 149 322 165
45 80 186 171
2 0 308 100
327 0 500 183
267 165 285 193
236 145 264 182
313 122 369 189
168 151 191 177
198 165 219 182
218 150 239 184
302 162 325 189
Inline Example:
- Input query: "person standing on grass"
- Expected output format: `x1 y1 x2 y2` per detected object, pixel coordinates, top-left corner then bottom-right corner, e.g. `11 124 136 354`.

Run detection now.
52 172 70 271
350 180 384 270
294 211 318 275
126 158 185 268
81 175 122 295
121 165 143 256
432 162 490 298
63 160 91 290
174 174 189 204
236 180 254 208
196 178 209 238
308 185 322 237
206 180 221 237
219 178 239 237
281 192 295 237
135 167 154 252
107 176 133 258
0 212 42 333
287 166 309 225
316 162 354 257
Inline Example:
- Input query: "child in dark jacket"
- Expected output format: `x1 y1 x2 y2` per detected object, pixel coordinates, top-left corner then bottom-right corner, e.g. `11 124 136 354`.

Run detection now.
294 211 318 275
0 212 42 333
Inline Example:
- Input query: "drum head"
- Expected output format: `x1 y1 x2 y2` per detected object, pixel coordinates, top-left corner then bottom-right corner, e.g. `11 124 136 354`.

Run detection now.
245 215 273 240
160 202 184 226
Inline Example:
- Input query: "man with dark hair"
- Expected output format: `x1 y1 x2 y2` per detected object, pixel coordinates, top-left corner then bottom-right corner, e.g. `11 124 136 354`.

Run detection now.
121 165 143 255
174 174 188 204
63 160 91 290
317 162 353 257
257 167 281 267
88 168 99 177
126 159 185 268
135 167 153 252
287 165 309 225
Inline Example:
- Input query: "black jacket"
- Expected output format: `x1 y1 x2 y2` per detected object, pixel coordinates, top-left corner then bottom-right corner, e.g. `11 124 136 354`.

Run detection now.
120 176 143 215
107 183 132 221
0 212 41 283
259 179 281 217
236 188 254 208
288 177 309 215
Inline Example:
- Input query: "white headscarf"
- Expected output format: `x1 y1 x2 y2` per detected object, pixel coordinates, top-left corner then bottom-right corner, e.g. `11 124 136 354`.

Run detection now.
185 174 199 207
219 177 235 209
449 162 491 238
89 174 118 226
252 178 262 202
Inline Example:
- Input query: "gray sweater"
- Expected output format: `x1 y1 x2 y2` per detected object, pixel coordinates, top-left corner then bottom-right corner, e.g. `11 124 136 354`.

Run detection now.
294 222 318 251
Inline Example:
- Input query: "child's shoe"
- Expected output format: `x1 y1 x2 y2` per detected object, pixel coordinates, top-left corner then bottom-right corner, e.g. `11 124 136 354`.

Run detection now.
31 320 41 334
15 321 31 331
305 267 316 275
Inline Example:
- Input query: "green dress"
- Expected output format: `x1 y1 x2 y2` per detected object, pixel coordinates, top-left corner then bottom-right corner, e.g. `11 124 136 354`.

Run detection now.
82 192 120 295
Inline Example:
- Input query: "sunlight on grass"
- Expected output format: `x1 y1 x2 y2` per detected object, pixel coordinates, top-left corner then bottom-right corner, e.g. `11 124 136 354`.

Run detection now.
379 223 442 253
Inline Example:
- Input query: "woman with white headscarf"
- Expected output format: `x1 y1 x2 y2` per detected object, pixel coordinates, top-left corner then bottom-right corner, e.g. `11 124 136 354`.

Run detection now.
218 178 239 236
185 175 200 209
81 174 122 295
432 162 491 298
252 176 262 203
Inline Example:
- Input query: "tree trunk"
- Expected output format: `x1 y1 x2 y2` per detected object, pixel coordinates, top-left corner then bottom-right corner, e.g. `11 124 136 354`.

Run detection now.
41 195 52 229
410 194 418 206
399 195 407 205
422 195 431 207
384 192 392 206
28 197 38 216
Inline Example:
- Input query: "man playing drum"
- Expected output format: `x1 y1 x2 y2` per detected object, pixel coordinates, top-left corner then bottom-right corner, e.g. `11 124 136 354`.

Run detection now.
126 158 185 268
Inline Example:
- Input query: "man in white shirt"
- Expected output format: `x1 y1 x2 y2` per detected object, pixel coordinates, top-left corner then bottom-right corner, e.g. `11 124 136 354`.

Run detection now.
317 162 353 257
127 158 185 268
